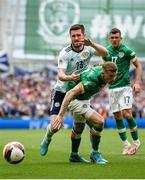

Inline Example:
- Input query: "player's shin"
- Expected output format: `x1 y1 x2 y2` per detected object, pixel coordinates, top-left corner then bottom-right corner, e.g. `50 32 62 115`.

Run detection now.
115 119 132 155
47 124 54 139
90 124 103 151
89 123 108 164
126 117 139 141
69 126 89 163
116 119 128 141
71 127 83 154
40 124 53 156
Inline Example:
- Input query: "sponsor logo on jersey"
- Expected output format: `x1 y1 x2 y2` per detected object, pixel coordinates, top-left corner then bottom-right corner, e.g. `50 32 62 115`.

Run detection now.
82 51 89 59
118 52 124 58
55 102 60 107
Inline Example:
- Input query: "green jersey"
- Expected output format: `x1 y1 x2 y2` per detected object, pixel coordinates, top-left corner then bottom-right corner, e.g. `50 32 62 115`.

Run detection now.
103 43 136 89
67 66 106 100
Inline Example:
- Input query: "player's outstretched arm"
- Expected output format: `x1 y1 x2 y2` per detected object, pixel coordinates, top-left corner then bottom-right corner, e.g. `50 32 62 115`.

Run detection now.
84 37 108 56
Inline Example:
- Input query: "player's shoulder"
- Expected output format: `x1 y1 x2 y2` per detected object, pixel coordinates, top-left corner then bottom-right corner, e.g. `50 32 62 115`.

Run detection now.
106 44 112 50
64 44 72 53
60 44 72 53
120 43 136 57
59 44 72 57
120 43 134 52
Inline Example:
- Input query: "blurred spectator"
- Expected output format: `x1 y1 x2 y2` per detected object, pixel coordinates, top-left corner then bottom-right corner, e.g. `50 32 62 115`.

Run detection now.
0 71 145 118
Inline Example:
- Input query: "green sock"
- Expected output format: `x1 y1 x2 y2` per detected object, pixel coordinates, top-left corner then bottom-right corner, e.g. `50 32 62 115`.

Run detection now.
131 131 138 141
90 135 101 151
71 138 81 153
115 119 127 141
126 117 138 141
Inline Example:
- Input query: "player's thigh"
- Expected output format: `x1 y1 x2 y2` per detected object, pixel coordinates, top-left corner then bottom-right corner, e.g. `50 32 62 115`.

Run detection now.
50 114 57 123
86 111 104 126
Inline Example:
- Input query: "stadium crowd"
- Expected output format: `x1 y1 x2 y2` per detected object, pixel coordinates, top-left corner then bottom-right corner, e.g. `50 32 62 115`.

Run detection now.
0 72 145 119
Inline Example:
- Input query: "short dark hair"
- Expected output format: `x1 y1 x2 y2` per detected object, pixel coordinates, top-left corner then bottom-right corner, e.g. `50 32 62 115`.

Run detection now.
69 24 85 34
110 28 121 36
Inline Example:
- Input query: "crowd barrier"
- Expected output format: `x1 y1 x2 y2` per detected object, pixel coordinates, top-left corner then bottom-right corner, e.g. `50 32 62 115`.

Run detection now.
0 117 145 129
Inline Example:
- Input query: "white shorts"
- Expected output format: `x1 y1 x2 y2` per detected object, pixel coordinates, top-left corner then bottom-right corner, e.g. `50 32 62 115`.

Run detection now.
109 86 133 113
68 99 95 123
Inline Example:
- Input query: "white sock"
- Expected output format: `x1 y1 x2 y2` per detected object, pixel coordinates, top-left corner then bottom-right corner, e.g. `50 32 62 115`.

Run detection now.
124 140 131 146
133 139 141 145
47 124 54 139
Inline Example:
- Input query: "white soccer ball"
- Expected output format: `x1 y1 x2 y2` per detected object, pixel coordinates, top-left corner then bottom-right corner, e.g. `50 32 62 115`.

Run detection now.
3 141 25 164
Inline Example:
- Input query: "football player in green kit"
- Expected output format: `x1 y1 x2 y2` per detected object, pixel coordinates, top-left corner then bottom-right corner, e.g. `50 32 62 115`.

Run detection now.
103 28 142 155
52 62 117 164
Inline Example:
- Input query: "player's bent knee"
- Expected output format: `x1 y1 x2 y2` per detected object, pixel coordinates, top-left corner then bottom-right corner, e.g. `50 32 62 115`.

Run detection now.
97 119 104 126
124 114 132 120
114 115 122 120
74 123 85 133
90 127 101 136
90 122 104 136
113 112 122 120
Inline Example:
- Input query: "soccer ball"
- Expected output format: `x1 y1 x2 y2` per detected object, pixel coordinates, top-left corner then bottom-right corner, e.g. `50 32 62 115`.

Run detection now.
3 141 25 164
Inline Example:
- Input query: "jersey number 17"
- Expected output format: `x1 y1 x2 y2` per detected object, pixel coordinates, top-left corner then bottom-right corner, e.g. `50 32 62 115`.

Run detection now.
111 57 117 64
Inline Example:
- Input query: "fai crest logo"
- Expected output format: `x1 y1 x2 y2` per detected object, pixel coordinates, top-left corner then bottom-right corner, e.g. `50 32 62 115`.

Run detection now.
118 52 124 58
38 0 80 49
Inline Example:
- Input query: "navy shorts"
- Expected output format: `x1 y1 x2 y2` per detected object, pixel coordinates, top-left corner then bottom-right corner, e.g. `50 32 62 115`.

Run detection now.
49 90 66 115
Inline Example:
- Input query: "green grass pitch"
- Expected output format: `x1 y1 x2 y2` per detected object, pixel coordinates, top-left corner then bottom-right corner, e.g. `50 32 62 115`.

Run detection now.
0 129 144 179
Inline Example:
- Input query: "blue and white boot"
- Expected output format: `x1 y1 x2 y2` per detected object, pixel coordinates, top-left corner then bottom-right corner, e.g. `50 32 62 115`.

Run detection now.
90 151 108 164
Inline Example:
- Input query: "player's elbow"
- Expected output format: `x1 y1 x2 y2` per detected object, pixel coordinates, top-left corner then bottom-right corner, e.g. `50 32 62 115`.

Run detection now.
58 69 68 81
58 74 65 81
98 49 109 57
103 49 109 56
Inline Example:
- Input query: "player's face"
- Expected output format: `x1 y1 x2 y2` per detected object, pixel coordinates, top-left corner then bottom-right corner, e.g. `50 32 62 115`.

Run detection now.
104 72 117 84
109 33 122 48
70 29 85 49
